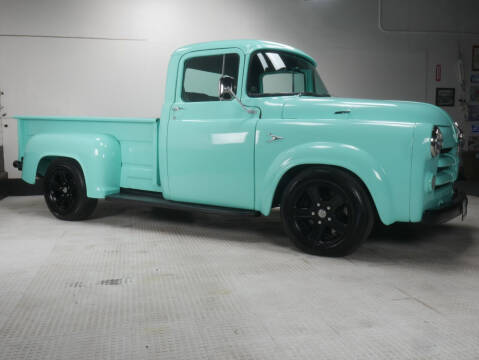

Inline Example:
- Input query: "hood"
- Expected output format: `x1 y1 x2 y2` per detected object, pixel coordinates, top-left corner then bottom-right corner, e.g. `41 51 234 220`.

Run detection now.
282 96 453 127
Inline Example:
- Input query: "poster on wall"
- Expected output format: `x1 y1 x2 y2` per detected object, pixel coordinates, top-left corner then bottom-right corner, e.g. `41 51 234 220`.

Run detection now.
473 46 479 71
471 86 479 102
469 105 479 122
435 88 455 107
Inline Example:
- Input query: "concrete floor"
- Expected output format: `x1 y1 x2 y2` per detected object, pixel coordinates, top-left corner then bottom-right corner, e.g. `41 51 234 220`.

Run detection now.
0 195 478 360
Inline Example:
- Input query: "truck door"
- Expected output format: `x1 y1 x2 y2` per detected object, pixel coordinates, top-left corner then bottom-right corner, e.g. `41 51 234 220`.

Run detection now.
167 49 259 209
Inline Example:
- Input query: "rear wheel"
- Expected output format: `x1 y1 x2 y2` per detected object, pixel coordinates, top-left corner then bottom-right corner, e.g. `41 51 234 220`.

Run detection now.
44 158 97 220
280 166 374 256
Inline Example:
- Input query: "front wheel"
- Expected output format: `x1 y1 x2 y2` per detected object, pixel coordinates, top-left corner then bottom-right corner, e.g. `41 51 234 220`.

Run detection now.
44 158 97 221
280 167 374 257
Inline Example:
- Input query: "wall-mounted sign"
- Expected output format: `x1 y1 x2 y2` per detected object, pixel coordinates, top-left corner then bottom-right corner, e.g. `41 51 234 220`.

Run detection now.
472 74 479 83
435 64 442 82
435 88 455 107
472 125 479 133
469 105 479 122
473 46 479 71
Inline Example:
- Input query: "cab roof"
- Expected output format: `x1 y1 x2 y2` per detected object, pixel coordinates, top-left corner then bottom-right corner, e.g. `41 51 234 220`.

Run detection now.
172 39 317 66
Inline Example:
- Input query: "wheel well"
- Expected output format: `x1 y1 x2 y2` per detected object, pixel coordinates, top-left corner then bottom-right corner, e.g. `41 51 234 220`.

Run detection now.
272 164 380 222
272 165 311 208
37 156 82 177
37 156 55 177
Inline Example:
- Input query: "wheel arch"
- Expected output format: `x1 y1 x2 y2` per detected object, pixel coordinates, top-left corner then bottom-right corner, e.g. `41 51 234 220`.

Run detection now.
272 164 381 222
22 133 122 198
257 142 396 225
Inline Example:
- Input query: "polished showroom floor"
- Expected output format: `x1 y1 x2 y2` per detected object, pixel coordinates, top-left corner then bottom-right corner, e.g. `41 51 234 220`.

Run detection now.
0 195 478 360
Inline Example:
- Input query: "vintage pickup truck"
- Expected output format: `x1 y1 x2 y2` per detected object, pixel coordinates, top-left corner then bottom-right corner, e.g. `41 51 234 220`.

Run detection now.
13 40 467 256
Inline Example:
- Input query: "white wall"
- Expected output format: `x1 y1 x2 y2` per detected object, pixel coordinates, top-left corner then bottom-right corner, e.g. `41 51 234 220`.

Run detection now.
1 0 479 177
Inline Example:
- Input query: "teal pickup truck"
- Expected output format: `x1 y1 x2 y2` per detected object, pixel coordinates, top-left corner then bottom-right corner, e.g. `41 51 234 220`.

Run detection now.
14 40 467 256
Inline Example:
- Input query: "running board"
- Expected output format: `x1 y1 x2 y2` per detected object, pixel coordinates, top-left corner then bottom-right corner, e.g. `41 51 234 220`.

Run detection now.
106 189 261 217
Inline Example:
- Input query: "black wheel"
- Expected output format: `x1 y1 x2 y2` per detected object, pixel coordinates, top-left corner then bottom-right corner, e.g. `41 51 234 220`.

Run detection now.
44 158 97 220
280 166 374 257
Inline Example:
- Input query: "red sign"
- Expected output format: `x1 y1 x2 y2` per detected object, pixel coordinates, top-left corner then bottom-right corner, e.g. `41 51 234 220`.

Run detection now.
435 64 442 82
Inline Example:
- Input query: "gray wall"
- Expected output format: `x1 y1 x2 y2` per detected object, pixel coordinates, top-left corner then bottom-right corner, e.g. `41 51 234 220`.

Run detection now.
1 0 479 177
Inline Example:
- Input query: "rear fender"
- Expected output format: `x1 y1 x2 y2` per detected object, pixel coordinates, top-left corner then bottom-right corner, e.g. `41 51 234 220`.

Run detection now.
22 133 121 198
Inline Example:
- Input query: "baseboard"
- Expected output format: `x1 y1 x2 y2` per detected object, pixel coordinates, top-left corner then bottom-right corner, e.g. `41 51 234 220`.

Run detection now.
0 178 44 198
0 178 477 202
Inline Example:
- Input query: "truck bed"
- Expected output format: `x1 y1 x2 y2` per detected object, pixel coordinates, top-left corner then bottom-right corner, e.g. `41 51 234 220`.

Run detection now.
16 116 162 194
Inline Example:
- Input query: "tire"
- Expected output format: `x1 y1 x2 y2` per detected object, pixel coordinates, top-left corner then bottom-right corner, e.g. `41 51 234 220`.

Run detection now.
280 166 374 257
43 158 97 221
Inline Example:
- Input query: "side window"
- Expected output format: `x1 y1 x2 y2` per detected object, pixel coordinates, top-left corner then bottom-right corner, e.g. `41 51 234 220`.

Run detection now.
182 53 239 102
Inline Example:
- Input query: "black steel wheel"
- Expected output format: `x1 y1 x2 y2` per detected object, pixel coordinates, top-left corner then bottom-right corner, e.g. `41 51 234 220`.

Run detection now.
44 158 97 220
281 166 374 256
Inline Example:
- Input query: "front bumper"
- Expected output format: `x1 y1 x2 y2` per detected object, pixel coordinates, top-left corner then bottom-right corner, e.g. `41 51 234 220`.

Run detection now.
422 191 468 224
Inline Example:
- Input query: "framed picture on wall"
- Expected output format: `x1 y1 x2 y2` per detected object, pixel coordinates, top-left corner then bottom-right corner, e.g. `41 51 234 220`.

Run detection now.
473 46 479 71
435 88 455 107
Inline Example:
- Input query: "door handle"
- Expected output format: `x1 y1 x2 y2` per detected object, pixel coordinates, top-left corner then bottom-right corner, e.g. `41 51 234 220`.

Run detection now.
334 110 351 115
172 106 185 112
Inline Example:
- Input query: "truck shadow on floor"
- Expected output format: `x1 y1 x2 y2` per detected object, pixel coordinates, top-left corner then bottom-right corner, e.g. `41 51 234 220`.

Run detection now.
92 202 291 248
353 222 477 265
90 201 477 265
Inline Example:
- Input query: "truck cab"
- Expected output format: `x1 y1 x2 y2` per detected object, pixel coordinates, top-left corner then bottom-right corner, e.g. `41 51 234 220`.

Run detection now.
14 40 467 256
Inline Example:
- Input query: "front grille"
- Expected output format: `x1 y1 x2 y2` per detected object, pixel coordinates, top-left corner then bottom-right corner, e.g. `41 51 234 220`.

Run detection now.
435 147 457 189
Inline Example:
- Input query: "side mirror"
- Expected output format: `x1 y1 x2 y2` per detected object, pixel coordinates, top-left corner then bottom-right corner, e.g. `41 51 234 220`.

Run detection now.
219 75 235 100
218 75 256 114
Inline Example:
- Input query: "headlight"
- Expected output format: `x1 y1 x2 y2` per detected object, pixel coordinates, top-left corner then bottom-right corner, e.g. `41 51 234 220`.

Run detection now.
430 126 443 157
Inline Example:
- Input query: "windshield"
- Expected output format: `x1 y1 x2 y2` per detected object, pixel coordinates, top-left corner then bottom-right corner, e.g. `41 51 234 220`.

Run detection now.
246 50 329 97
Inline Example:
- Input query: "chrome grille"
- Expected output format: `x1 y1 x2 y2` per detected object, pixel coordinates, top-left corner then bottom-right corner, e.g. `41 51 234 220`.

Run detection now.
435 143 457 189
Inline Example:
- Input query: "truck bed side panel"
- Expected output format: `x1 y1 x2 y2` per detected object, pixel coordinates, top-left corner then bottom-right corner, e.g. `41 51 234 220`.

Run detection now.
17 117 162 196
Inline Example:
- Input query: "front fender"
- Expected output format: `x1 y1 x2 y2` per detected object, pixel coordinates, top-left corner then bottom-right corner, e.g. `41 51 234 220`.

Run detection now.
257 142 396 225
22 133 121 198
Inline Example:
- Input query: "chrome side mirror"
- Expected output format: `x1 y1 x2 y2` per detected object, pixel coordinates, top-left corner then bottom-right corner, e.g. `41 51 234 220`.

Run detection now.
218 76 256 114
219 75 235 100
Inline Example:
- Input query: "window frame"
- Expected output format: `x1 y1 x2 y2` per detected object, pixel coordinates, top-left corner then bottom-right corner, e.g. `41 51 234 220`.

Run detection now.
245 50 322 98
176 48 244 104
